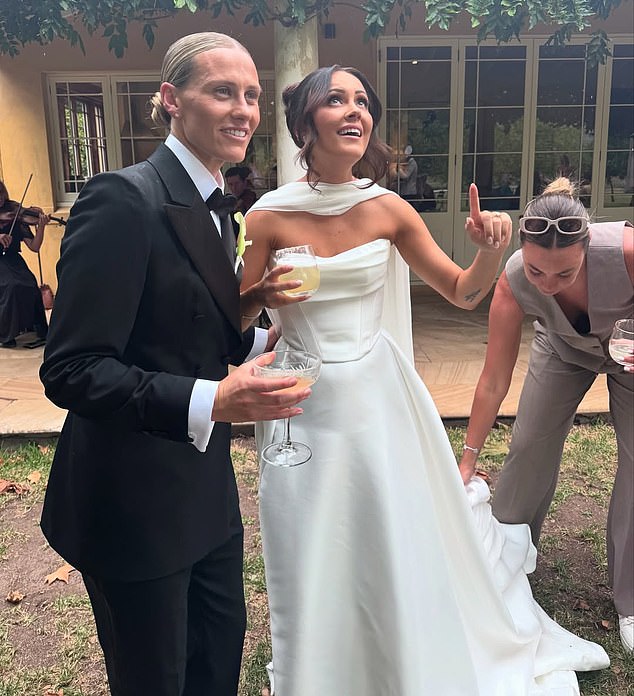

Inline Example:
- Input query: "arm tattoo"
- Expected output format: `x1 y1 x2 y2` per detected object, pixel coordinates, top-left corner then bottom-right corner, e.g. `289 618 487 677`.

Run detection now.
464 288 481 303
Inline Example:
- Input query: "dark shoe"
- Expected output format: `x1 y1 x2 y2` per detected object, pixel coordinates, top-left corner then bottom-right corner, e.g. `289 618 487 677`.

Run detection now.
1 339 17 348
24 337 46 349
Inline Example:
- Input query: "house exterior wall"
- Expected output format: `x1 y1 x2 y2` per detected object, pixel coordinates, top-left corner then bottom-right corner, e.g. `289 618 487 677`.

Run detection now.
0 2 631 290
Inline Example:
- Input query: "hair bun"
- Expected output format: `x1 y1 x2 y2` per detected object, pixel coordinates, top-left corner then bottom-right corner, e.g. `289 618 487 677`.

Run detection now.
543 177 577 197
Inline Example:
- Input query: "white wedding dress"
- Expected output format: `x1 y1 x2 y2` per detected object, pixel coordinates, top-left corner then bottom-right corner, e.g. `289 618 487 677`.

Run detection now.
250 182 609 696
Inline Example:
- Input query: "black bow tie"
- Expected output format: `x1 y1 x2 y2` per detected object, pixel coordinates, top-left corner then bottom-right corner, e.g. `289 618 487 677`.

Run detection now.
205 189 237 217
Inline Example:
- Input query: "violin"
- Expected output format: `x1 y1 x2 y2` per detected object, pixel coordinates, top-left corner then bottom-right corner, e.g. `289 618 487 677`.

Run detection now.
0 200 66 227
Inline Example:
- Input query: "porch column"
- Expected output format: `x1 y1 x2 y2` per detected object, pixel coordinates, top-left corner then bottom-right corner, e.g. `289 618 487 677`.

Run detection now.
273 19 319 185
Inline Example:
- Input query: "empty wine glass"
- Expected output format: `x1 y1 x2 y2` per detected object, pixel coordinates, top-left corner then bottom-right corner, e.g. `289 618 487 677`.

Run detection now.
609 319 634 366
273 245 320 297
254 350 322 467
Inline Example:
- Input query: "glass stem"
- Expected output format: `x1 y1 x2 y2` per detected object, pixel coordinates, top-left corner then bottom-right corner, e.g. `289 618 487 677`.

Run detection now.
281 417 294 450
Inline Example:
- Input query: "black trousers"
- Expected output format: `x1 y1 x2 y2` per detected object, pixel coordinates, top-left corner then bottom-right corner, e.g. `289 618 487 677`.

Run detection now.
83 531 246 696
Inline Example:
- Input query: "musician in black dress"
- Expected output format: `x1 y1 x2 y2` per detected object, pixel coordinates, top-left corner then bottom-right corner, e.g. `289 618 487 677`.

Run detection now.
0 180 49 348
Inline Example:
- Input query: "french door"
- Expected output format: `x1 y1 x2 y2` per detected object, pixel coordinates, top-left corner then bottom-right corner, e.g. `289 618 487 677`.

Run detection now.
378 37 634 270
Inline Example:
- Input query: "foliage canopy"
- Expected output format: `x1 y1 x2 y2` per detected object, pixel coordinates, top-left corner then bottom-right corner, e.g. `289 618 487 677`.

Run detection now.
0 0 627 63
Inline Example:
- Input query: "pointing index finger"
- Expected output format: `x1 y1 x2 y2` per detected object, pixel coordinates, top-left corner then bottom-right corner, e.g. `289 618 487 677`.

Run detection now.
469 183 481 222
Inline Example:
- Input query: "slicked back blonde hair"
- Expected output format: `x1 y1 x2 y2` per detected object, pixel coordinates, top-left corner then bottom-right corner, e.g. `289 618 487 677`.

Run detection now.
150 32 251 130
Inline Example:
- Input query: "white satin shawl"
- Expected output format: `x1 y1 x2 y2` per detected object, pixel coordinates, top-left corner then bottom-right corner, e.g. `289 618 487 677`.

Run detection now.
246 179 414 363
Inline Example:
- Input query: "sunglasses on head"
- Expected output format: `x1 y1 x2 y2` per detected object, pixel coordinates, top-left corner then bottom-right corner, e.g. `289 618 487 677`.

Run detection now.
519 216 588 235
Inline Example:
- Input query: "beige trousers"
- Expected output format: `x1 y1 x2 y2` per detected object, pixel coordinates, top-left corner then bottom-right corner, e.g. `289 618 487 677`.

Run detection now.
492 336 634 616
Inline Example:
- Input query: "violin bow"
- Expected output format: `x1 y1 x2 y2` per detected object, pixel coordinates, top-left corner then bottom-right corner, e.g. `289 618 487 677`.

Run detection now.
2 173 33 256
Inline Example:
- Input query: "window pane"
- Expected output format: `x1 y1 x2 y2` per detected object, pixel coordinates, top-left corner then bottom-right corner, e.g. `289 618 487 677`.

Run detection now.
536 106 595 150
538 60 585 104
120 140 133 168
585 63 598 105
387 62 400 108
604 50 634 208
116 81 161 167
614 45 634 58
474 154 521 211
418 155 448 212
477 61 525 106
605 148 634 208
406 109 450 155
463 108 524 153
579 152 593 207
464 62 477 107
401 61 450 107
611 59 634 105
608 106 634 150
386 153 447 212
533 152 582 193
56 81 108 194
461 154 475 195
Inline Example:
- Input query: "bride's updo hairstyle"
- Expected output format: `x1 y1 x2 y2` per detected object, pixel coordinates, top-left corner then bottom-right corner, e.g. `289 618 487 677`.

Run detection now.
283 65 392 186
150 32 251 131
520 177 591 250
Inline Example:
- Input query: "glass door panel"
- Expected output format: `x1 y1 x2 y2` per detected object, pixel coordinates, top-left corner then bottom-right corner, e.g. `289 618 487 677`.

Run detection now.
461 45 526 214
533 45 598 202
602 45 634 210
384 44 453 260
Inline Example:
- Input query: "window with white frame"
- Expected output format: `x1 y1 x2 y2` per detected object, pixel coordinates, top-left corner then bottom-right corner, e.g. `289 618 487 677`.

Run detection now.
381 37 633 220
46 73 278 208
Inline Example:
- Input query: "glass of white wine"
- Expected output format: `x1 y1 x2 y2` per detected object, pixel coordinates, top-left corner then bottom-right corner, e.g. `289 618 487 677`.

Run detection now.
254 350 322 467
273 244 320 297
609 319 634 367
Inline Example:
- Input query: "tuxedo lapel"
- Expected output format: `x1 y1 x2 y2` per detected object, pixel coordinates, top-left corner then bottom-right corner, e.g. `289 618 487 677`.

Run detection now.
149 146 241 337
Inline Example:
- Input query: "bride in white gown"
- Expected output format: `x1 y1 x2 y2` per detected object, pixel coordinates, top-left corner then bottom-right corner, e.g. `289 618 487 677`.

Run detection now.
239 66 609 696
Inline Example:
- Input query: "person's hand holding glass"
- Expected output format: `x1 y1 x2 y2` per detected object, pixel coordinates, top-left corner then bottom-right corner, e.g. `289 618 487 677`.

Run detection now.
254 350 322 467
239 244 320 329
609 319 634 373
272 244 320 298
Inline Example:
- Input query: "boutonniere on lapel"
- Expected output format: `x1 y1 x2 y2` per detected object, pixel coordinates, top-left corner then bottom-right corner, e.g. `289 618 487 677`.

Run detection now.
234 212 252 274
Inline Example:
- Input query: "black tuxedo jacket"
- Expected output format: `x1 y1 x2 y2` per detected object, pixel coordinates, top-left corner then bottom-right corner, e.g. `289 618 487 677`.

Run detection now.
41 145 255 582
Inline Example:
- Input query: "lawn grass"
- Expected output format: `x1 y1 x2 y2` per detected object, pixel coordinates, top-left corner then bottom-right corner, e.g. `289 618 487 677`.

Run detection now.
0 419 632 695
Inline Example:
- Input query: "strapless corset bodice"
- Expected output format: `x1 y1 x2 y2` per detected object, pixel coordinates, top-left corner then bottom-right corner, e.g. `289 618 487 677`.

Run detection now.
270 238 391 362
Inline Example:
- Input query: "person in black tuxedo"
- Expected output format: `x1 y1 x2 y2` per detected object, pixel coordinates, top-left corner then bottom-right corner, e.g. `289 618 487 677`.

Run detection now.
40 32 310 696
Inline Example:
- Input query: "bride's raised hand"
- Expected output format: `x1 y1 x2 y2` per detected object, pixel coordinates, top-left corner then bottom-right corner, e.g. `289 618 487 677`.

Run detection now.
464 183 511 253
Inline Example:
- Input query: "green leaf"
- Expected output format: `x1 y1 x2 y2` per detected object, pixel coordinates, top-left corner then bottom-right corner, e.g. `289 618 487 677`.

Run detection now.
0 0 626 57
142 22 155 49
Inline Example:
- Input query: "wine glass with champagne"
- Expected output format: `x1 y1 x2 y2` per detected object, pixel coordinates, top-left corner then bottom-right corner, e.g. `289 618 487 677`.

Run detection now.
273 244 320 297
609 319 634 367
254 350 322 467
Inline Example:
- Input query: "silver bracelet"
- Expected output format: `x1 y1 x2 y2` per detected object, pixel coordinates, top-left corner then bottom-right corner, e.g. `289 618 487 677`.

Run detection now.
462 443 480 455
